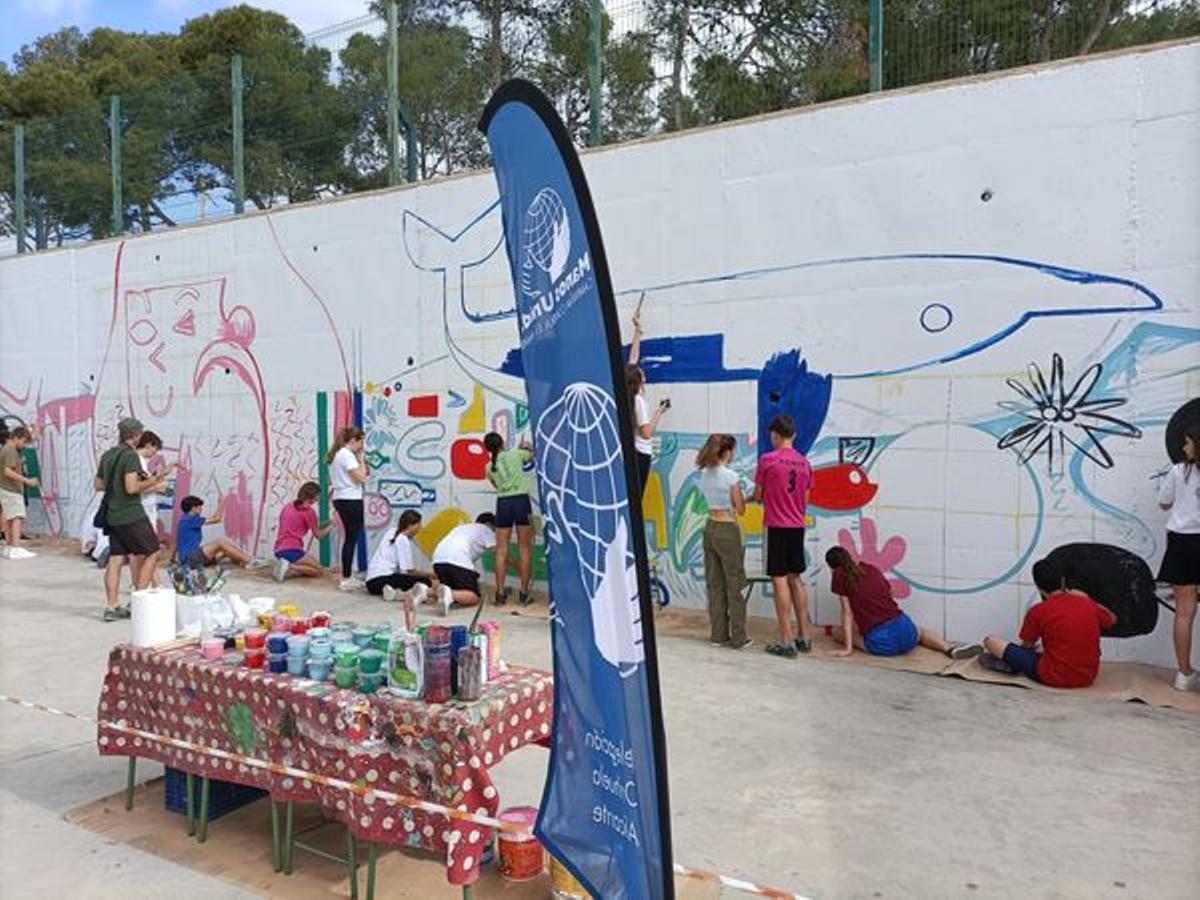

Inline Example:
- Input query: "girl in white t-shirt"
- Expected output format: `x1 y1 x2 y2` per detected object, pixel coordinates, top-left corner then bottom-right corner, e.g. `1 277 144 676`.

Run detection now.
431 513 497 613
366 509 437 607
1157 424 1200 691
625 306 668 495
696 433 750 649
325 426 369 590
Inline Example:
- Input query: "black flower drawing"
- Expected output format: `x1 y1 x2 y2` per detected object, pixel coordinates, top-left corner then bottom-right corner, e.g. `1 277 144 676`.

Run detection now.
997 353 1142 472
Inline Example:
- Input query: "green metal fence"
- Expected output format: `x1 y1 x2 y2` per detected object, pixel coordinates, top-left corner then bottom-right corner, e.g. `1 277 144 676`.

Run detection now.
2 0 1195 256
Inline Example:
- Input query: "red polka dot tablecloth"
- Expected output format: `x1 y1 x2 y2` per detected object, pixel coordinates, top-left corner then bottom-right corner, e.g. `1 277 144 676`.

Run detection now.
97 643 553 885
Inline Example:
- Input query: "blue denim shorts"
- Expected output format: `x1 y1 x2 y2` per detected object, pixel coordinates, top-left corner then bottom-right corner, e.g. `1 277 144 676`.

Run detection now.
863 612 920 656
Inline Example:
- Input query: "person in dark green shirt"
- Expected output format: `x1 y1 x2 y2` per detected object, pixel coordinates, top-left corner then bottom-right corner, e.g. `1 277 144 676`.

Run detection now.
94 417 171 621
483 432 535 606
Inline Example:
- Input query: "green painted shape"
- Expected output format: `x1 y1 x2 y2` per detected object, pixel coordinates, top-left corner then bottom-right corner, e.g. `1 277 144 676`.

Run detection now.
481 543 548 581
317 392 331 567
21 447 41 498
515 402 529 429
224 701 261 755
670 485 709 571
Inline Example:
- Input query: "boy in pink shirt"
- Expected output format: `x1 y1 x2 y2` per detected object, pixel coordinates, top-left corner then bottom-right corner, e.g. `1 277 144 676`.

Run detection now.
753 415 814 658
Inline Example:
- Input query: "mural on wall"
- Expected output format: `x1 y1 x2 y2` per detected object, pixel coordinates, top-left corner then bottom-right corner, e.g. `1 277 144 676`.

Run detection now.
1 43 1197 667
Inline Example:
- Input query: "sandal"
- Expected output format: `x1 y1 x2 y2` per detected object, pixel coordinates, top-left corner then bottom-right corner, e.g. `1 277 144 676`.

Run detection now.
765 643 797 659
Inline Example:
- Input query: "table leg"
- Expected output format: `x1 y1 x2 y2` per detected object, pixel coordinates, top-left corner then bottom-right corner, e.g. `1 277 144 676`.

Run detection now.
462 885 474 900
284 800 294 875
197 777 210 843
185 773 196 836
365 842 377 900
124 757 136 810
347 830 358 900
270 800 280 872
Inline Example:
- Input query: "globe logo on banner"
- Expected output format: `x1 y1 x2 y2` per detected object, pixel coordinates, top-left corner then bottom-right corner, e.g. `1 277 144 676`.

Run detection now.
520 187 571 295
536 382 645 675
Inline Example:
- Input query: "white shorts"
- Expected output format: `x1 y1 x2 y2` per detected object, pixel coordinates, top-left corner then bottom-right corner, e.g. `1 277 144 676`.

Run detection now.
0 488 26 521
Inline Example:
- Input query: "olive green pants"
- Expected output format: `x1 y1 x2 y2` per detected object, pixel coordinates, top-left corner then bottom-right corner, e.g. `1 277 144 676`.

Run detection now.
703 520 747 644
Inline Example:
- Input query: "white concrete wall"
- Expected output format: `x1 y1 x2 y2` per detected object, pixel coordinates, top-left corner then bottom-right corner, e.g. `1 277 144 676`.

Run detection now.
2 41 1197 666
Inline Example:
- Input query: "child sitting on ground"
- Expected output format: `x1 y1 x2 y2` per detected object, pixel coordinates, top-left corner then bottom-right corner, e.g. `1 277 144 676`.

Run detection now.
176 495 252 570
980 557 1116 688
366 509 439 605
825 546 980 659
273 481 335 581
430 513 497 612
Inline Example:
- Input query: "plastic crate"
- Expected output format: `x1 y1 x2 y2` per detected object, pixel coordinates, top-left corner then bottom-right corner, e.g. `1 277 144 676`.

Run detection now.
163 767 267 821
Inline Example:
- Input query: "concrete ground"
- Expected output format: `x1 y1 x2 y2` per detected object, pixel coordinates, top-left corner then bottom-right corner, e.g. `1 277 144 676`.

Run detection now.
2 542 1198 899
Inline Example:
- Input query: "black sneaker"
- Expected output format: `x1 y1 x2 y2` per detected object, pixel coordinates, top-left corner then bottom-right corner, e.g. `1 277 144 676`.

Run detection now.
101 607 123 623
495 589 510 607
518 590 533 607
948 642 983 660
766 643 797 659
794 639 812 654
978 651 1015 674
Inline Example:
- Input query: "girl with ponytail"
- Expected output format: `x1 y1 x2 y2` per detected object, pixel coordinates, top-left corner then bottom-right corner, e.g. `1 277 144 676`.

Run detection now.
326 426 368 590
696 433 750 649
1156 423 1200 691
366 509 438 608
272 481 334 582
483 431 536 606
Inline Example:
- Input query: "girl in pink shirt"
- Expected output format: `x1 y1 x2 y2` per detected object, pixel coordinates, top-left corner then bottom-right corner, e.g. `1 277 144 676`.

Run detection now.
273 482 334 582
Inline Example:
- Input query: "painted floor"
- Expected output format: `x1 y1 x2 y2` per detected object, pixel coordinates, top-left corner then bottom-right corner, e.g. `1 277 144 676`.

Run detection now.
1 542 1198 899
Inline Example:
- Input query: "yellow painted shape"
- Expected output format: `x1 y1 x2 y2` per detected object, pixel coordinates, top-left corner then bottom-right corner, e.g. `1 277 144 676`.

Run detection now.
458 383 486 434
737 503 764 536
415 507 470 558
643 471 668 551
364 382 377 395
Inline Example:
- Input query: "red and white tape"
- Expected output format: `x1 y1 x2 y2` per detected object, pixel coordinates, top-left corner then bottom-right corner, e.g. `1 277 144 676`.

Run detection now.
1 692 810 899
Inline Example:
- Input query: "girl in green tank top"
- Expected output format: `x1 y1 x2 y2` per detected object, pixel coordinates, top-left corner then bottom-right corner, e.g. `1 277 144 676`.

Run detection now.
484 432 536 606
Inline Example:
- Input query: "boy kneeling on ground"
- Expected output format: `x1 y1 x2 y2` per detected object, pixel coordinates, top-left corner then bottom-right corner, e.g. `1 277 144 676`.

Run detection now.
980 557 1116 688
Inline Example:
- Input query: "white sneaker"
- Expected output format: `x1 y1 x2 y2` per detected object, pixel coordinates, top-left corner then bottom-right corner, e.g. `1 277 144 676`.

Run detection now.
1173 670 1200 692
8 547 35 560
438 584 454 616
339 577 364 592
381 585 397 603
410 583 429 607
0 546 9 559
273 558 290 583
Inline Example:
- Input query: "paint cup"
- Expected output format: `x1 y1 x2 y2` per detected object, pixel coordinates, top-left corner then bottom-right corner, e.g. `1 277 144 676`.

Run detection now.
287 634 310 656
308 638 333 659
423 626 452 704
334 666 358 689
357 648 385 675
271 613 291 633
334 643 360 669
311 611 331 628
267 653 288 673
358 671 383 694
201 637 225 661
457 646 483 701
352 626 375 648
480 621 501 680
497 807 544 881
330 625 354 646
244 648 265 669
471 632 489 686
234 634 246 652
266 631 290 654
290 618 310 635
371 631 391 654
243 628 267 650
307 626 331 643
307 658 332 681
287 654 307 676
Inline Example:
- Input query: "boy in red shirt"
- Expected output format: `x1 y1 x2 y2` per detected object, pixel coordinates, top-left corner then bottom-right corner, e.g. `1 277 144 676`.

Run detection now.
753 414 814 659
981 558 1116 688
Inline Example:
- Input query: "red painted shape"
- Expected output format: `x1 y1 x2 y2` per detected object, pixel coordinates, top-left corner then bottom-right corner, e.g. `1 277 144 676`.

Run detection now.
451 438 489 480
408 394 439 418
809 463 878 511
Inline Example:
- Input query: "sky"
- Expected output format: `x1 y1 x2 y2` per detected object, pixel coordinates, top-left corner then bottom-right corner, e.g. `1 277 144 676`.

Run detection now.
0 0 374 66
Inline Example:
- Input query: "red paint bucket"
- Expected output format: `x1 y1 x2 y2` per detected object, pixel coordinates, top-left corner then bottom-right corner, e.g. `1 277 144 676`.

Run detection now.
497 806 543 882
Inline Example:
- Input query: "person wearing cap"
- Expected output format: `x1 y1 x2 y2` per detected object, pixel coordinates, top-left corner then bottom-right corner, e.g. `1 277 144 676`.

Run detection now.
95 417 171 622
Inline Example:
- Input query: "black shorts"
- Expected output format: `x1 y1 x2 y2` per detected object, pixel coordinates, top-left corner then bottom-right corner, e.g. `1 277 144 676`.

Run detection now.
1158 530 1200 585
107 518 159 557
434 563 481 596
496 494 532 529
766 526 806 577
366 573 429 595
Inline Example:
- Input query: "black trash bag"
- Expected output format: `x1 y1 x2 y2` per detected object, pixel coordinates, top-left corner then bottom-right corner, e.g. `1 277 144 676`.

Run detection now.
1044 543 1158 638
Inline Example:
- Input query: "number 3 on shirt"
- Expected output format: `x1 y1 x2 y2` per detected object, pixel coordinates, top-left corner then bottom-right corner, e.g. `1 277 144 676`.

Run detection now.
788 469 797 493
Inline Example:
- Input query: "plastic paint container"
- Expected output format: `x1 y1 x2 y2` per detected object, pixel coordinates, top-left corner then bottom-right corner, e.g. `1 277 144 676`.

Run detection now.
307 658 332 681
308 638 333 659
287 634 310 655
244 648 265 669
290 618 310 635
457 646 483 701
423 627 452 704
310 611 331 628
334 643 360 669
334 666 358 689
287 654 307 676
357 648 385 675
351 626 375 648
371 632 391 654
243 629 267 650
480 621 501 680
271 613 291 632
358 671 383 694
201 637 225 661
497 807 544 881
549 855 590 898
266 631 291 654
307 626 331 642
267 653 288 674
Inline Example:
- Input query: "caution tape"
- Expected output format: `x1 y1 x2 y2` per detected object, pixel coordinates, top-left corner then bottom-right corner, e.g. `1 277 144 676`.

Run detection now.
1 692 810 899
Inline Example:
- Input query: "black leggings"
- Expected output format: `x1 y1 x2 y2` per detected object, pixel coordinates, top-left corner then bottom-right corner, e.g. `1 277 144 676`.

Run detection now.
636 452 652 497
333 498 364 578
366 573 431 596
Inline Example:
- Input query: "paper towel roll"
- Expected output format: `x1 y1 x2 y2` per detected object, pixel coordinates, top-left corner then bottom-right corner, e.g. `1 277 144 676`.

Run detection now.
132 588 178 647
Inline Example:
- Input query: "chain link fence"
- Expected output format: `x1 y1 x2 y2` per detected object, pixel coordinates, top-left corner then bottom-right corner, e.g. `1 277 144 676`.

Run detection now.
2 0 1196 256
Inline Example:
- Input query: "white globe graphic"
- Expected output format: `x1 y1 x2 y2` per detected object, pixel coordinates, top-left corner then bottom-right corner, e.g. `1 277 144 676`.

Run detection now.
523 188 570 281
536 382 629 594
